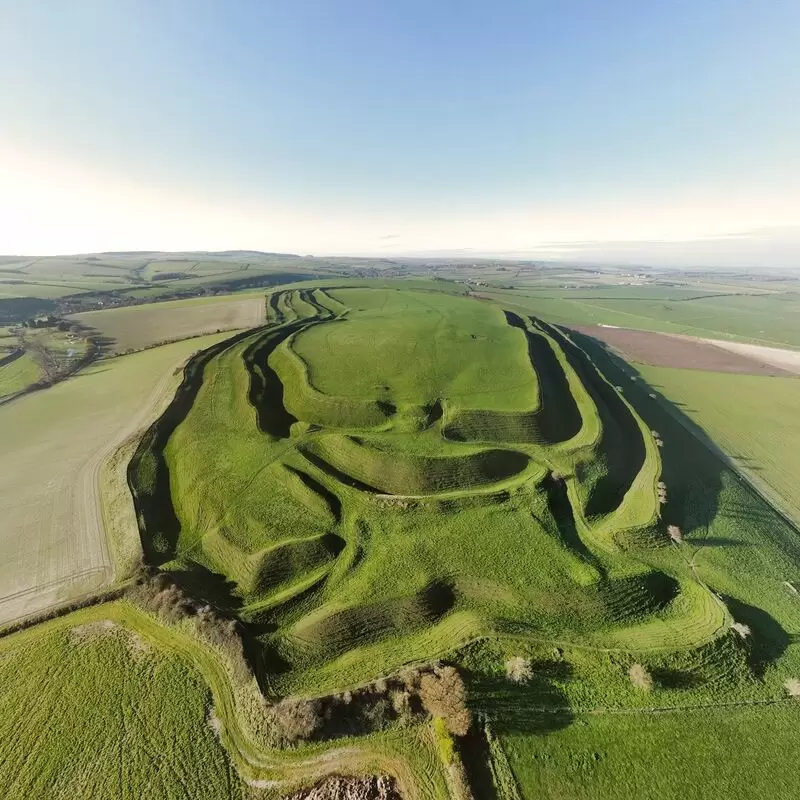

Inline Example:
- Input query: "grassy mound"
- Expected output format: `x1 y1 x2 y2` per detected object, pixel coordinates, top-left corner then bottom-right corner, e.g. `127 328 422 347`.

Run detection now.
305 434 531 495
130 286 727 698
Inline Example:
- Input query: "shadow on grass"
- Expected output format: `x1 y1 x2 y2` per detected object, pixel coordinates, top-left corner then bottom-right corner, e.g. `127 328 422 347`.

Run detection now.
543 322 646 519
242 319 321 438
468 662 574 736
723 595 792 677
563 327 725 538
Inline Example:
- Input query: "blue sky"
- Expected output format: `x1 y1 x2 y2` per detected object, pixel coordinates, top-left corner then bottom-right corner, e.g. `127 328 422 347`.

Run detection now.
1 0 799 261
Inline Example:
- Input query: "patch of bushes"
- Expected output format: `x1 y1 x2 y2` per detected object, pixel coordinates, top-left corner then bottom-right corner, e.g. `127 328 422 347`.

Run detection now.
127 574 251 684
268 663 472 745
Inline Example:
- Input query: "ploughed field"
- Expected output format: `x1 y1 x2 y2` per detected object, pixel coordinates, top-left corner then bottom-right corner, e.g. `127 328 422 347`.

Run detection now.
130 287 727 695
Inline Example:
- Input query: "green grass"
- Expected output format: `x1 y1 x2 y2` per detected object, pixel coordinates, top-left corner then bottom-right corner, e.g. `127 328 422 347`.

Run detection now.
0 615 241 799
500 704 800 800
0 601 450 800
0 351 42 398
291 289 538 411
71 293 266 353
635 365 800 525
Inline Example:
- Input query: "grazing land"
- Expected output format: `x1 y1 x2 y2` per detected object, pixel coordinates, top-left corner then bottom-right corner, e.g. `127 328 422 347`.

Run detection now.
501 703 800 800
71 294 267 353
0 332 234 625
634 364 800 526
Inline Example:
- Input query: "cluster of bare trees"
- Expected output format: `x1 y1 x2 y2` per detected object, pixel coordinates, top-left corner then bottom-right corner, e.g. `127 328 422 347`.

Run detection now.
27 337 63 385
269 663 472 745
127 574 251 684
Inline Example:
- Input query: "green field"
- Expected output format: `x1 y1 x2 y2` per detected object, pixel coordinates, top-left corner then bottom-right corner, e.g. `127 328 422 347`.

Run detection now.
0 610 241 798
0 351 41 399
0 600 449 800
480 286 800 348
131 286 723 700
633 366 800 526
71 293 267 353
501 704 800 800
120 284 800 798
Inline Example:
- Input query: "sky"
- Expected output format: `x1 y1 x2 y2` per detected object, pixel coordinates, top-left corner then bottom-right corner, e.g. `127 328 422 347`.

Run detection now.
1 0 799 264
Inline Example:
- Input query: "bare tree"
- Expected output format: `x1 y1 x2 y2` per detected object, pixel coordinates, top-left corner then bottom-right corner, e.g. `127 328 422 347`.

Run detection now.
419 666 471 736
28 337 61 384
270 698 323 743
731 621 752 639
667 525 683 543
784 678 800 697
505 656 533 684
629 663 654 692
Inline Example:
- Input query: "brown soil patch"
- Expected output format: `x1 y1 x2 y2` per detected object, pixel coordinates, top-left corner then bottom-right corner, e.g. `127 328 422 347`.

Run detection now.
571 326 795 375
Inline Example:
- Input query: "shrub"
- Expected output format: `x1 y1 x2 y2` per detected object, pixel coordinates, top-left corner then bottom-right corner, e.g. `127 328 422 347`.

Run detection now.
270 698 323 743
391 689 413 722
629 663 654 692
784 678 800 697
418 665 471 736
399 665 423 691
505 656 533 683
732 621 752 639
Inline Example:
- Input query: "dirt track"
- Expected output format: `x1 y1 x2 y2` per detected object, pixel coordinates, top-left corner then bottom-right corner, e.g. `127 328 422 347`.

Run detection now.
571 325 796 376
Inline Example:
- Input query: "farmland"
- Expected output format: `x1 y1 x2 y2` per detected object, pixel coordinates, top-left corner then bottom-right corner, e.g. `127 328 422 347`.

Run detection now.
0 332 234 625
480 285 800 348
71 294 267 353
2 271 800 799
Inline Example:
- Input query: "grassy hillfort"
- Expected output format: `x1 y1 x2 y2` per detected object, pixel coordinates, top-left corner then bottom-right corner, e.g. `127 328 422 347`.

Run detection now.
1 254 800 799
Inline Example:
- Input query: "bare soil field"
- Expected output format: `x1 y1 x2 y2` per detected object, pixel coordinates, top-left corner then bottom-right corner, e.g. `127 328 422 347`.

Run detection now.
71 294 265 353
572 325 795 375
0 332 234 626
698 338 800 375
